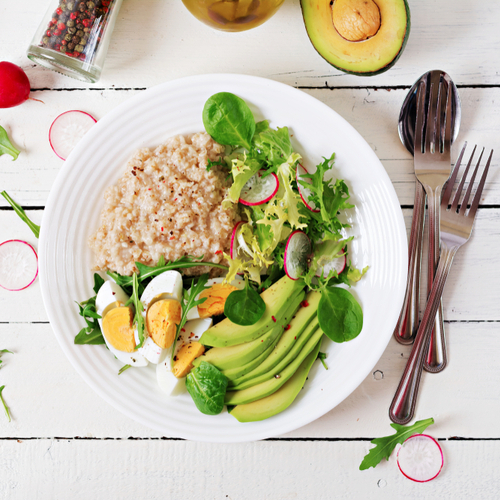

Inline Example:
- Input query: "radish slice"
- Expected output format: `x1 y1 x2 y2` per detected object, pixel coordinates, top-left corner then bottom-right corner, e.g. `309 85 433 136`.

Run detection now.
296 164 319 213
0 240 38 291
239 170 279 206
49 110 97 160
284 230 311 280
315 249 346 278
397 434 444 483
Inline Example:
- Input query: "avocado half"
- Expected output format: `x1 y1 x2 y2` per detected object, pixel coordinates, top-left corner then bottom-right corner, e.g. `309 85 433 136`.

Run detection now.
300 0 411 76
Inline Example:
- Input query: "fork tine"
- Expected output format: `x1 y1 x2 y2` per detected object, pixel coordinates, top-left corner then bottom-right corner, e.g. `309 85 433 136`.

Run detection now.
451 145 476 212
415 80 426 155
459 148 484 216
442 142 467 208
468 149 494 219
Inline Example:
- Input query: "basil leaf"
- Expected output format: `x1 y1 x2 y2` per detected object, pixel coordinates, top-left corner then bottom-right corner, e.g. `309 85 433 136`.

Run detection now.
0 126 20 160
186 361 228 415
203 92 255 150
318 287 363 343
1 190 40 238
224 278 265 326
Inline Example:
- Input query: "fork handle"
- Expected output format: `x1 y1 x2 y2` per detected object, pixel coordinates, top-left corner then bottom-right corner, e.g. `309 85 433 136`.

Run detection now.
393 183 426 344
389 242 458 425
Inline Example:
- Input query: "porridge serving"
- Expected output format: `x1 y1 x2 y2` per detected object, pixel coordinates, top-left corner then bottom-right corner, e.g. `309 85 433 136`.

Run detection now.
88 132 239 276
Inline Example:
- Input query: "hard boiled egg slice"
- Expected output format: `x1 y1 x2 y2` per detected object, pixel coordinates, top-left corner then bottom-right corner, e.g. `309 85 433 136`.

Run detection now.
138 271 183 363
95 280 148 367
186 277 245 320
156 317 212 396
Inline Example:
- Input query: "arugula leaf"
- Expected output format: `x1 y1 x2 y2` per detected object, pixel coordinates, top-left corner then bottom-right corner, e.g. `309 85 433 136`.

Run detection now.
317 287 363 343
206 158 227 172
224 276 266 326
253 126 294 169
1 190 40 238
118 364 131 375
203 92 256 150
0 126 20 160
186 361 229 415
172 274 209 362
359 418 435 470
75 273 106 345
126 273 145 349
0 385 11 422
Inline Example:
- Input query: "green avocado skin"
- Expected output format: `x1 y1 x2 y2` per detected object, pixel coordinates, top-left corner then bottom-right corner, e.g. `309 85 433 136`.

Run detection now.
229 338 322 423
301 0 411 77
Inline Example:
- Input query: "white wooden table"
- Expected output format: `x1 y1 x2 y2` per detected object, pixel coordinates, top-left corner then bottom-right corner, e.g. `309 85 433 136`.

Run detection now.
1 0 499 497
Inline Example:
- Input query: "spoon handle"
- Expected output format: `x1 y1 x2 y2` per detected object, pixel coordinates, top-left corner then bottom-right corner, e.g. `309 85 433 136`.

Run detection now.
393 182 425 344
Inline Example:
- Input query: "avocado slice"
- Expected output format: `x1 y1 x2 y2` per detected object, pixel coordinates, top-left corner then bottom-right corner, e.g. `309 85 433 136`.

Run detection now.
300 0 410 76
193 291 305 371
224 325 325 406
200 275 305 347
221 330 281 381
228 291 321 388
229 339 321 422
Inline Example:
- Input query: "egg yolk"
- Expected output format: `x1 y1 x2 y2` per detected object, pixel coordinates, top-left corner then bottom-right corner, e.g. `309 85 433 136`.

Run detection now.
173 342 205 378
198 283 239 318
146 299 182 349
102 306 136 353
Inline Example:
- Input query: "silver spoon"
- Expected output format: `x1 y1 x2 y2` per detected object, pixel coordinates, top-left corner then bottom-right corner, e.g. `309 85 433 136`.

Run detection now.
394 70 461 373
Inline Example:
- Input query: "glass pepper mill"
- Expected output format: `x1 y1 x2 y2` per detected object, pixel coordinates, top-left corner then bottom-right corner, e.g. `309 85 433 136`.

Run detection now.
27 0 123 83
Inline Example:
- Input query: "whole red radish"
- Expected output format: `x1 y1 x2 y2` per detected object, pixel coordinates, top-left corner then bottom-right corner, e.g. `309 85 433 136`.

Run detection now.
0 62 31 109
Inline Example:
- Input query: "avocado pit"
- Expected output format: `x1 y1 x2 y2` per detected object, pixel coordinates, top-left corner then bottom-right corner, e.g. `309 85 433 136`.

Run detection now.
331 0 381 41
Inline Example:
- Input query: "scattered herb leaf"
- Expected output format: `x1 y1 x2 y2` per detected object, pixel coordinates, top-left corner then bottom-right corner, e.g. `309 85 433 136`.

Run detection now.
0 385 11 422
118 364 131 375
317 287 363 343
318 352 328 370
1 190 40 238
206 158 227 172
224 276 265 326
359 418 435 470
126 272 145 349
0 126 20 161
186 361 229 415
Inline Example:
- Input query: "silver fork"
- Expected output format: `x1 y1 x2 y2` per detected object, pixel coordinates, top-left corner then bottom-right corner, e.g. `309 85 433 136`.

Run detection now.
389 144 494 424
414 73 452 373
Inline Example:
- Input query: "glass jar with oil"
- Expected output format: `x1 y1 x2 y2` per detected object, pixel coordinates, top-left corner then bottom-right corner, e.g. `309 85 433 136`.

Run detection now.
182 0 285 32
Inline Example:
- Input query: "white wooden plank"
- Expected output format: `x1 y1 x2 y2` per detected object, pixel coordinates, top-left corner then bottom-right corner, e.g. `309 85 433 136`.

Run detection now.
0 87 498 207
0 321 499 439
2 1 500 88
0 439 499 499
2 207 499 323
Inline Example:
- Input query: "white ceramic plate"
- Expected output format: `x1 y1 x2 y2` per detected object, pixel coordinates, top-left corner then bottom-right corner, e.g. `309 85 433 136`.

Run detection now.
39 74 407 443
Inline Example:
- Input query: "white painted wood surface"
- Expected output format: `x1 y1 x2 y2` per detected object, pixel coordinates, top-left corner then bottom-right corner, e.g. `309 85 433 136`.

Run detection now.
1 0 500 497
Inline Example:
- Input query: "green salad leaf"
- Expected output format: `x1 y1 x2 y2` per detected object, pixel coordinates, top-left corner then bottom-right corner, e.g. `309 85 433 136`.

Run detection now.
360 418 435 470
1 190 40 238
0 385 11 422
317 287 363 343
0 126 20 161
203 92 255 150
186 361 229 415
126 272 145 349
224 276 266 326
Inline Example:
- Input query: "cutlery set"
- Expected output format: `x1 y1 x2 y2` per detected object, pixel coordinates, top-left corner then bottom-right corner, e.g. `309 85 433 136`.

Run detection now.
390 70 494 423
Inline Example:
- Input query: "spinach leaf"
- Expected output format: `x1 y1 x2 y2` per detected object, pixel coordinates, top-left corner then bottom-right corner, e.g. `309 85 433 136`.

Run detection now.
1 190 40 238
203 92 255 150
224 276 266 326
0 126 20 160
317 287 363 343
186 361 228 415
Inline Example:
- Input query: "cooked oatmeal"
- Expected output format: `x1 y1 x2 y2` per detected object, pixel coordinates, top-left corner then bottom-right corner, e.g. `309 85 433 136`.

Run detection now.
88 132 239 276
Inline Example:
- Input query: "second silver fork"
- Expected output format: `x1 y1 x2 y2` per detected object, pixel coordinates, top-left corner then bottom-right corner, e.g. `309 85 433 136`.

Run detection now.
414 73 452 373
